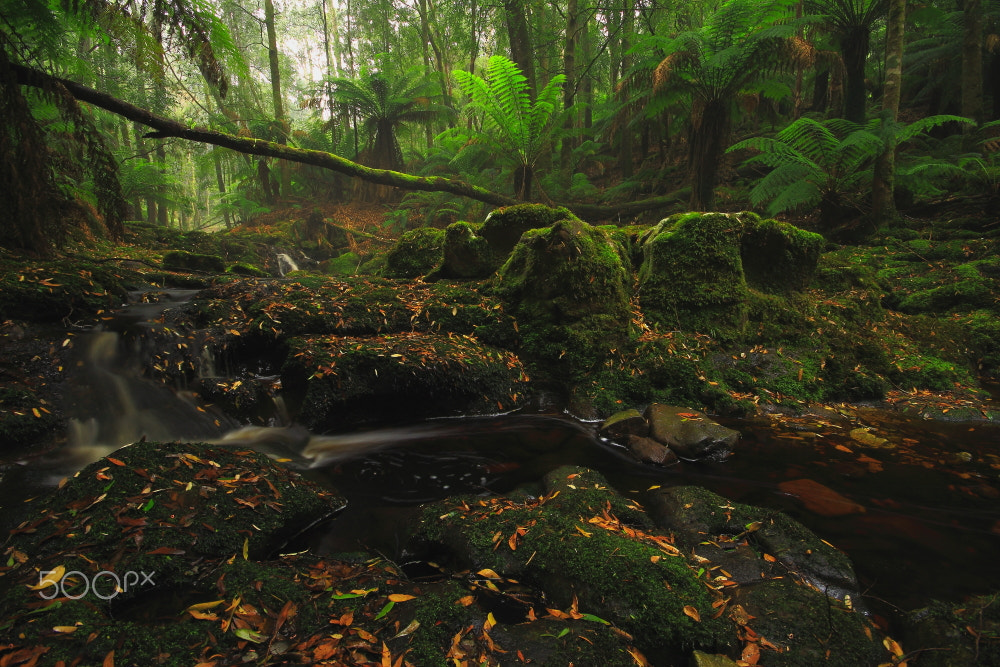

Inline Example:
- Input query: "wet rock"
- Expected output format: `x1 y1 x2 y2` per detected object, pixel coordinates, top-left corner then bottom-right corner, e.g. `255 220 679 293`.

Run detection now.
162 250 226 273
626 434 678 465
644 485 862 605
644 404 739 461
778 478 867 517
598 408 649 439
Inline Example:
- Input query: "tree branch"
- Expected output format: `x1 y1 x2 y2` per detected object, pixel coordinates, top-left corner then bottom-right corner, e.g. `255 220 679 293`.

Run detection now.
13 64 679 221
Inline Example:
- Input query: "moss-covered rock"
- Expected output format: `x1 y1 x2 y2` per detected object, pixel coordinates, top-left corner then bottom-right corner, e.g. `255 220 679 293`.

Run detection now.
414 467 731 663
0 257 129 322
383 227 445 278
479 204 578 257
638 212 822 339
429 221 497 279
283 332 528 430
902 593 1000 667
162 250 226 273
0 387 61 447
493 219 632 380
226 261 268 277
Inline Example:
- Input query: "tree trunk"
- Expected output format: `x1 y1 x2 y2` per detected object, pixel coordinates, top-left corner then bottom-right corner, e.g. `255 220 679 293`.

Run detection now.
504 0 536 98
688 98 729 211
872 0 905 224
811 69 829 112
962 0 984 126
514 164 533 200
617 0 634 179
840 27 870 124
581 3 593 130
264 0 290 198
561 0 578 169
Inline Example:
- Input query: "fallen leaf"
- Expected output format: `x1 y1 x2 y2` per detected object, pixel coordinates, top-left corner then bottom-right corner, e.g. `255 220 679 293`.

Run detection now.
683 605 701 622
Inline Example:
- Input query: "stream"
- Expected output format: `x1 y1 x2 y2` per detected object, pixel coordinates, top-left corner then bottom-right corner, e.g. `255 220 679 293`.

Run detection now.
1 288 998 625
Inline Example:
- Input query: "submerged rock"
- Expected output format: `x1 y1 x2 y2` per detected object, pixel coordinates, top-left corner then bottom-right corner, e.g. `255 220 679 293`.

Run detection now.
644 403 740 461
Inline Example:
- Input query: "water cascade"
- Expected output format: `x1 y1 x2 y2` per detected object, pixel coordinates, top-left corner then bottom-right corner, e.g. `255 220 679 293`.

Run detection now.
276 253 299 276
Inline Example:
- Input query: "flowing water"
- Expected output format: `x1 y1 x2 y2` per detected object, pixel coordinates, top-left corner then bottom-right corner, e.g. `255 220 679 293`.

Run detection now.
1 288 998 624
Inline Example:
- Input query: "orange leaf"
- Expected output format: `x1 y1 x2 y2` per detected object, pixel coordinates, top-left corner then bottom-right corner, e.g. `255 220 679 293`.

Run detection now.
683 605 701 622
107 457 126 467
103 651 115 667
388 594 416 602
741 641 761 665
455 596 475 607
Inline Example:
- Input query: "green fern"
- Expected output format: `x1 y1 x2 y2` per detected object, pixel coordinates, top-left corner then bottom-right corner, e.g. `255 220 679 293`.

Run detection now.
729 114 974 218
453 56 565 199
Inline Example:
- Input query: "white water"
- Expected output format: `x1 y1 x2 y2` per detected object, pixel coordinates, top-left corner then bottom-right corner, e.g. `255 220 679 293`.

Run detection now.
276 253 299 276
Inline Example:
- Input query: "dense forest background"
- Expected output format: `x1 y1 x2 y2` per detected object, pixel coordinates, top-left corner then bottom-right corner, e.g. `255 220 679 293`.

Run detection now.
1 0 998 252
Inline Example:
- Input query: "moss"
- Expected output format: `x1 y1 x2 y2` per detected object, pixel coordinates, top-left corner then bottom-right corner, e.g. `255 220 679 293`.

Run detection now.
417 468 731 662
0 387 61 446
741 217 825 293
284 332 527 429
383 227 445 278
322 251 362 275
492 219 632 380
429 221 498 279
162 250 226 273
479 204 578 257
226 261 268 277
903 594 1000 667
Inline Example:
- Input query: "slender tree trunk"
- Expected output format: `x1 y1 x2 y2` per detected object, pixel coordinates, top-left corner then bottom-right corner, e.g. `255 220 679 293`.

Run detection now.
962 0 984 126
264 0 289 198
872 0 905 223
688 98 729 211
618 0 634 179
840 27 870 124
581 3 593 130
504 0 536 98
811 69 829 112
561 0 578 169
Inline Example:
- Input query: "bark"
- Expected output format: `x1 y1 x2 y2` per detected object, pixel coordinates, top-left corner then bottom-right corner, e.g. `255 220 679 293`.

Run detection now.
962 0 984 126
871 0 905 223
264 0 290 197
840 27 870 124
618 0 634 179
13 64 683 221
503 0 536 98
561 0 579 169
688 98 730 211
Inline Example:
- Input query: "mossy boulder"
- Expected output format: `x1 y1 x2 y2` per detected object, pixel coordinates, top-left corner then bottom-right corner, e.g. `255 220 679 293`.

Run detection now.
902 594 1000 667
493 219 632 379
321 251 363 275
429 221 497 279
479 204 578 257
383 227 445 278
0 387 61 447
226 261 268 277
414 466 731 663
162 250 226 273
0 258 128 322
282 332 528 430
638 212 823 339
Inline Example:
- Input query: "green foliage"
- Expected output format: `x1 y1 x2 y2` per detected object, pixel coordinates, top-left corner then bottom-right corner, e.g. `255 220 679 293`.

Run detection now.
729 115 974 219
453 56 565 197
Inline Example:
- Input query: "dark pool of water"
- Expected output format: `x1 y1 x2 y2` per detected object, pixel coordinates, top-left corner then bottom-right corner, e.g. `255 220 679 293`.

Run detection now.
281 409 1000 617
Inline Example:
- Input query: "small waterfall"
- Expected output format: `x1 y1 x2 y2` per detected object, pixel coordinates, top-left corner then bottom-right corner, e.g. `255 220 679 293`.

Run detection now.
276 253 299 276
64 290 232 458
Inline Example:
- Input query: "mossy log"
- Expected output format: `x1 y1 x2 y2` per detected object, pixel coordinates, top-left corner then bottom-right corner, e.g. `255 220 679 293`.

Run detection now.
14 64 682 221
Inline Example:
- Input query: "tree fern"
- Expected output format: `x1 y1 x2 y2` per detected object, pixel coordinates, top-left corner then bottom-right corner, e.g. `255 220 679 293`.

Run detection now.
453 55 565 199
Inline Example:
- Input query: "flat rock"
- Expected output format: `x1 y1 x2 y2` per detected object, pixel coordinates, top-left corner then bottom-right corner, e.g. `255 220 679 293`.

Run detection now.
644 404 739 461
599 408 649 439
626 434 678 465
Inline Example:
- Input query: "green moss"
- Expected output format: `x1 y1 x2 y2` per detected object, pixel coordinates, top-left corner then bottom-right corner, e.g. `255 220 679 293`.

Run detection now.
162 250 226 273
741 217 825 293
429 221 498 279
493 219 632 380
417 468 730 662
0 387 60 445
0 257 129 322
322 251 362 275
383 227 445 278
226 261 268 277
479 204 578 257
